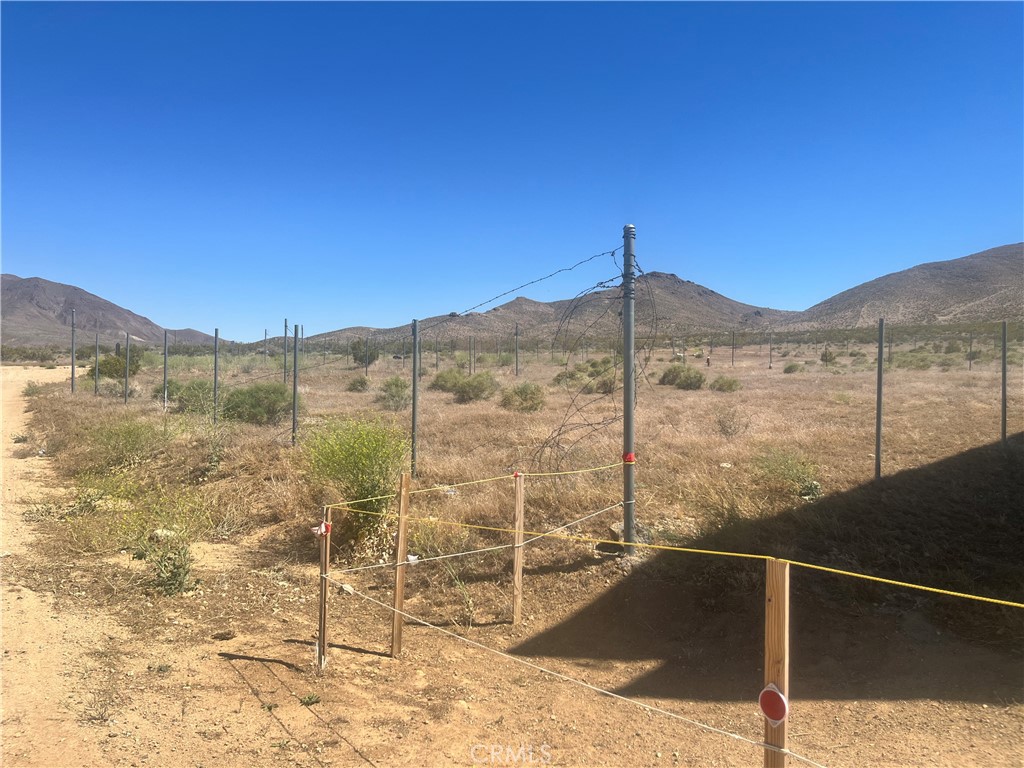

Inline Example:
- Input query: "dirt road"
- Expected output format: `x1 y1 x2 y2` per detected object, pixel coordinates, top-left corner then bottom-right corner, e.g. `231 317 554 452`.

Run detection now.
2 365 114 766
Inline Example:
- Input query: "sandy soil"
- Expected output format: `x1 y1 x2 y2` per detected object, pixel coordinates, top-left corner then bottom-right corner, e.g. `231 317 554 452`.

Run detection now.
2 364 1022 768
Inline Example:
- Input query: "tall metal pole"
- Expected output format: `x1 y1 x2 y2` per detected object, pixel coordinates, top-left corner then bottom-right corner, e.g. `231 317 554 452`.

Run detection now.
94 334 100 396
124 332 130 405
1001 320 1007 446
622 224 637 552
411 320 419 478
875 318 885 479
70 309 77 393
284 319 289 383
163 330 169 409
213 329 220 424
515 323 520 376
292 326 299 445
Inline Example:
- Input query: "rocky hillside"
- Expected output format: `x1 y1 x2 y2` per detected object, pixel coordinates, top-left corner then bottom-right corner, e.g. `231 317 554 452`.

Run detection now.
786 243 1023 329
0 274 215 347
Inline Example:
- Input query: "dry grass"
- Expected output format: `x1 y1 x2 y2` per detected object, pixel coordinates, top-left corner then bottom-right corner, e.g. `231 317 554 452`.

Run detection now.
19 335 1024 639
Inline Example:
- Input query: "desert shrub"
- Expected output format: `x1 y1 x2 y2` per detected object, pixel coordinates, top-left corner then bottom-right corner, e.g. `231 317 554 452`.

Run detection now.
944 340 962 354
966 350 982 362
783 363 801 374
85 418 166 472
658 364 688 386
22 380 45 397
848 349 867 358
756 448 821 501
152 379 184 402
89 352 142 380
582 374 616 394
305 418 408 548
454 372 499 403
148 541 195 596
708 375 741 393
175 380 215 415
820 349 837 365
375 376 412 411
673 368 706 390
430 368 467 393
500 383 546 412
895 354 932 370
350 339 379 366
714 406 750 438
551 369 585 388
496 353 514 367
346 375 370 392
222 382 293 425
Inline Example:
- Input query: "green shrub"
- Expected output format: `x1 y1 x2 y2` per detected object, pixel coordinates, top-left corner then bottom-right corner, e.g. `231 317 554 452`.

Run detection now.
944 340 962 354
820 349 837 365
430 368 467 393
500 383 546 412
895 354 932 370
756 448 821 501
89 418 166 472
305 418 408 547
658 364 688 386
152 379 184 402
551 369 585 388
783 363 801 374
582 374 616 394
454 372 499 403
89 352 142 380
346 375 370 392
149 541 195 596
708 375 741 392
375 376 412 411
350 339 379 366
22 380 45 397
222 382 293 425
673 368 706 390
175 380 215 416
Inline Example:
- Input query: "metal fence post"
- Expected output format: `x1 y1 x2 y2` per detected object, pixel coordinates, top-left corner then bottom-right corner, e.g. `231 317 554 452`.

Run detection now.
124 332 130 405
622 224 637 552
411 320 419 478
71 309 77 393
875 318 885 479
213 328 220 424
292 326 299 446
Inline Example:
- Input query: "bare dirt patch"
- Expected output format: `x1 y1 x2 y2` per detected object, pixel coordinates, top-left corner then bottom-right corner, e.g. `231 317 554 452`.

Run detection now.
2 358 1022 768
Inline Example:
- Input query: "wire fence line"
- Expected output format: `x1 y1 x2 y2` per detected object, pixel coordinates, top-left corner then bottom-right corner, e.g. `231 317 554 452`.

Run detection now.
328 580 830 768
324 466 1024 610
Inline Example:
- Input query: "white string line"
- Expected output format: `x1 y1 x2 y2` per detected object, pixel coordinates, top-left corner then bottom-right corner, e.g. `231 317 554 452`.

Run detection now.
333 582 829 768
521 501 623 546
330 502 623 576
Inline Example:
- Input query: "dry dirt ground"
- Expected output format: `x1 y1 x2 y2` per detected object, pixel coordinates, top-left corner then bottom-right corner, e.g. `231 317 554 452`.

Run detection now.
2 364 1023 768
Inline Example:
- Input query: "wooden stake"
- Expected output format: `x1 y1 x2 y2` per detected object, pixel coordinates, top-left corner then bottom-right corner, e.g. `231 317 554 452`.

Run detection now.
764 559 790 767
316 508 333 670
391 473 411 658
512 473 525 625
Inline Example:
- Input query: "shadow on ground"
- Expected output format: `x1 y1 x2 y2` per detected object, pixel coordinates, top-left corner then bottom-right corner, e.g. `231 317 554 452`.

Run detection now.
511 434 1024 704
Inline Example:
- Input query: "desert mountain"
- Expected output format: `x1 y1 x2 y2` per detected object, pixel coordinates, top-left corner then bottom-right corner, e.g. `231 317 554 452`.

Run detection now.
0 274 215 347
3 243 1021 348
785 243 1023 330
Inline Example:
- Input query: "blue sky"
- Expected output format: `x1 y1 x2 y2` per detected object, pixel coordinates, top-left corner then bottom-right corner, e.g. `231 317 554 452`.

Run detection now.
3 2 1022 342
